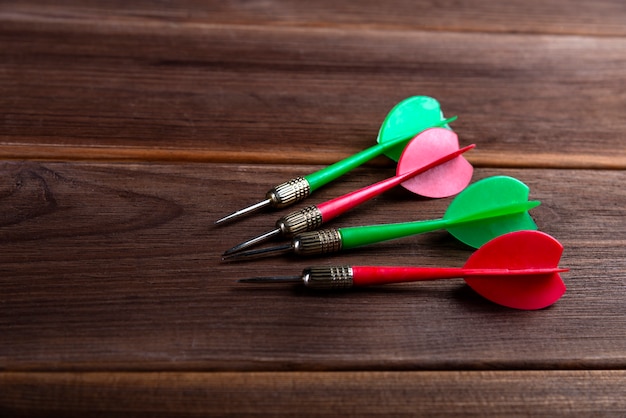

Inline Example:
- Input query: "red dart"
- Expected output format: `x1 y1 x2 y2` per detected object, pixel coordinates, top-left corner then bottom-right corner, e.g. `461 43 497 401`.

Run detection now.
238 230 568 310
224 128 474 256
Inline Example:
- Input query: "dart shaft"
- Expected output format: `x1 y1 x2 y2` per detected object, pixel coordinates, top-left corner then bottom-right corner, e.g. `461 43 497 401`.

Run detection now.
317 144 474 222
351 266 567 286
338 218 448 251
288 219 447 257
303 117 457 192
353 266 467 285
338 199 541 251
304 142 386 192
286 218 446 256
314 149 405 220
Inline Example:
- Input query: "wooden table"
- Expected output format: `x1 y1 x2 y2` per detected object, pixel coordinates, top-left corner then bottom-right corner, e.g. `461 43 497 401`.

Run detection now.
1 1 625 416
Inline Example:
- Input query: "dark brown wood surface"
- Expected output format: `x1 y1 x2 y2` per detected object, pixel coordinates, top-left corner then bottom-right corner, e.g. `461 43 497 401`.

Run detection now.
1 1 625 416
2 371 625 417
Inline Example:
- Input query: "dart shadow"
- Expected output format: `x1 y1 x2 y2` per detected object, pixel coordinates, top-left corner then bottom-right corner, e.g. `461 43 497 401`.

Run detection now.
449 284 561 313
231 279 495 308
449 284 506 313
231 277 555 314
381 184 432 201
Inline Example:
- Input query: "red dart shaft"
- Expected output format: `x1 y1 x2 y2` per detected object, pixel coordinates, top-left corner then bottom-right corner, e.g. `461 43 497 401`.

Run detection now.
351 266 568 286
317 144 475 222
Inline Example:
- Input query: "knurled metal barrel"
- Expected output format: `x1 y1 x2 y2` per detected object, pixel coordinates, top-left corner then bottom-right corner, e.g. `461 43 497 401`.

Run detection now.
302 266 354 289
292 229 342 256
276 206 323 237
266 177 311 209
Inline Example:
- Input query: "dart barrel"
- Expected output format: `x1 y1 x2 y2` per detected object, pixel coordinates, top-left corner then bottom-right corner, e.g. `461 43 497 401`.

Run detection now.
277 206 324 237
266 177 311 208
292 229 343 255
302 266 354 289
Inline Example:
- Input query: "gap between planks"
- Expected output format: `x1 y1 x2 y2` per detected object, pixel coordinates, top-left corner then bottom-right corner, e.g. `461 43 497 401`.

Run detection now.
0 145 624 169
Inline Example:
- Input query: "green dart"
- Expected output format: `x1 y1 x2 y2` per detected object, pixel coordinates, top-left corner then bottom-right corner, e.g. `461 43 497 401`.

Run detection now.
222 176 540 261
215 96 455 224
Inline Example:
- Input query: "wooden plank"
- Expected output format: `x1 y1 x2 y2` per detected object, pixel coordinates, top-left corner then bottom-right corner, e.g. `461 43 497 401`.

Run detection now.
3 0 626 36
1 19 626 166
2 2 624 415
1 162 624 371
1 371 625 417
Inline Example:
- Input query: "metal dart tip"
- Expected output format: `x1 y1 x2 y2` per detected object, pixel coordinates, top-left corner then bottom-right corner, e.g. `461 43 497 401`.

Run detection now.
215 198 272 225
223 228 282 256
237 275 303 284
221 243 294 262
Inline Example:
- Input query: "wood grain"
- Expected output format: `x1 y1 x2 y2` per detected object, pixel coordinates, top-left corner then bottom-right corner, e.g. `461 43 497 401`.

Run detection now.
1 162 624 372
1 15 626 166
3 0 626 36
1 1 625 415
2 371 625 417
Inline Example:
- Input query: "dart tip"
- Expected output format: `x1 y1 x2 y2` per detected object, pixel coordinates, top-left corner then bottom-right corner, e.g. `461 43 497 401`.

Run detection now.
238 275 302 284
223 247 239 256
215 198 272 225
222 243 294 262
214 215 232 225
223 228 282 256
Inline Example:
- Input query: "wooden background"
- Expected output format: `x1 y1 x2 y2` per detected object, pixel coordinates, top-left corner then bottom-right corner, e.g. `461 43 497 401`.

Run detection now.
1 1 625 416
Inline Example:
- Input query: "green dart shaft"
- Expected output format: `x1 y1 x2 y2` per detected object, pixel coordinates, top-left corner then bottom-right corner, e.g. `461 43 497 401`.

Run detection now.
339 218 449 250
303 116 457 192
339 200 540 250
222 200 540 260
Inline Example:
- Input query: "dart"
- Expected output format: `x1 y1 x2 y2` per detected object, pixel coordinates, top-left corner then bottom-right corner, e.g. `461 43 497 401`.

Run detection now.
215 96 455 224
223 128 475 255
238 230 568 310
222 176 540 261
